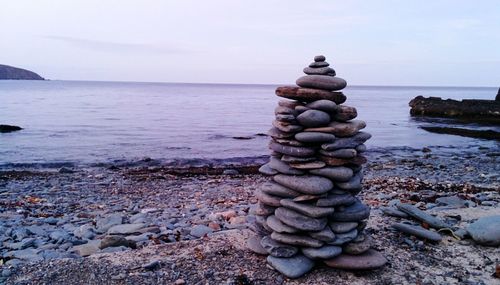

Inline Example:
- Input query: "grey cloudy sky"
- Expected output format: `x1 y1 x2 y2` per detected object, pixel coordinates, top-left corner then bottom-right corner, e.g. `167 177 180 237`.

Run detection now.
1 0 499 86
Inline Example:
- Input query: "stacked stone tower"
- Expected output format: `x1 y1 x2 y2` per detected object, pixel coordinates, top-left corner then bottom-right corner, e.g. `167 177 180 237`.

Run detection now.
248 55 386 278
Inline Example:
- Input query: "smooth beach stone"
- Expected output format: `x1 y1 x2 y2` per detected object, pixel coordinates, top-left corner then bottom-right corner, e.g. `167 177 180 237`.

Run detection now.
467 215 500 246
328 120 367 137
295 132 336 143
320 149 357 159
267 254 314 279
268 127 295 139
252 216 272 235
356 144 367 153
272 120 303 133
258 163 278 176
343 235 372 255
281 155 316 163
309 226 336 242
293 194 324 202
329 222 359 234
333 105 358 122
316 193 356 207
269 156 305 175
273 174 333 195
336 171 363 191
319 155 367 167
246 235 268 255
275 106 298 116
295 105 310 113
380 206 409 218
302 245 342 260
271 232 324 248
322 132 372 151
309 61 329 68
392 223 442 242
324 249 387 270
303 66 336 76
331 200 370 222
289 161 326 170
296 75 347 91
396 203 450 229
310 166 354 182
250 202 276 216
274 138 305 147
269 141 316 158
274 207 327 231
329 229 358 245
261 182 301 198
261 235 298 257
314 55 326 62
305 100 338 112
275 86 347 104
280 199 335 218
266 215 299 234
276 114 296 123
278 99 303 109
296 110 331 128
256 190 282 207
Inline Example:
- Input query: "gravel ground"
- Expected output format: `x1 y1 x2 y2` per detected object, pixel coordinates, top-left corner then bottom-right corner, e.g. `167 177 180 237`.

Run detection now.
1 146 499 284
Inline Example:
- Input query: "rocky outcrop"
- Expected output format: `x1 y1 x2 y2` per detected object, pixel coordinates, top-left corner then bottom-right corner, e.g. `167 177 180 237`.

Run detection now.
0 125 23 133
409 96 500 123
0 64 44 80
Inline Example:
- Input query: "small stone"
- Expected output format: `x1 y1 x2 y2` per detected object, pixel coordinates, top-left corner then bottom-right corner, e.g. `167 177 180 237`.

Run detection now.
320 155 367 167
275 207 327 231
310 166 354 182
274 138 305 147
276 86 346 104
322 132 372 151
333 106 358 121
316 193 356 207
293 194 323 202
356 144 367 152
281 155 316 163
246 235 268 255
261 182 301 198
275 106 298 116
269 141 316 157
72 240 101 257
272 120 303 133
296 75 347 91
189 225 213 238
309 61 329 68
392 223 442 242
305 99 338 112
324 249 387 270
108 223 146 235
396 203 450 229
96 213 123 233
380 207 409 218
320 148 357 159
258 163 278 175
303 66 336 76
256 190 282 207
309 226 336 242
336 171 363 192
276 114 296 123
467 215 500 246
329 229 358 245
329 222 358 234
331 200 370 222
314 55 326 62
289 161 326 170
99 235 136 249
280 199 335 218
343 235 372 255
250 202 276 216
143 260 162 271
271 232 323 248
273 174 333 195
266 215 299 234
268 156 304 175
297 110 331 128
302 245 342 260
261 235 298 257
435 195 467 208
306 120 366 137
268 127 294 139
295 132 336 143
267 254 314 279
174 279 186 285
278 99 303 109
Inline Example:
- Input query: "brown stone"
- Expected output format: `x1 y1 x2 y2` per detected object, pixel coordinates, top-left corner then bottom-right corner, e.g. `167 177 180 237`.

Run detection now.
275 86 346 104
319 155 367 166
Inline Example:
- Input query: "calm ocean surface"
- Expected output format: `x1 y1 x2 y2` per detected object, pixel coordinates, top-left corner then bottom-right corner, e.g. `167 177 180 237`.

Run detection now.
0 80 498 168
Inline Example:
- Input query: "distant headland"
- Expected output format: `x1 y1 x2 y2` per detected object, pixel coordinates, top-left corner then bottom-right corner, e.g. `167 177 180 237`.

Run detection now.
0 64 44 80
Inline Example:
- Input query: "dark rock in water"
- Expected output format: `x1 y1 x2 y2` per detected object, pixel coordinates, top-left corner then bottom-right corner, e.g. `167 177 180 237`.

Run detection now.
309 61 329 68
0 64 44 80
295 132 336 143
302 245 342 260
0 125 22 133
421 126 500 140
467 215 500 246
314 55 326 62
324 249 387 270
261 235 298 257
331 200 370 222
274 207 327 231
267 254 315 279
296 75 347 91
409 95 500 123
297 110 331 128
276 86 346 104
273 174 333 195
271 232 324 248
396 203 450 229
392 223 442 242
269 141 316 157
303 66 336 76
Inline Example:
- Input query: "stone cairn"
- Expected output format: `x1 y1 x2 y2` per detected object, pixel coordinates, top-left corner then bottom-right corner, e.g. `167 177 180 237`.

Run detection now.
247 55 387 278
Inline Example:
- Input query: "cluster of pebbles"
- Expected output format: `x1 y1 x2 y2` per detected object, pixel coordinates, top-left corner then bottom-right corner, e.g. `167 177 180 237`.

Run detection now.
247 56 387 278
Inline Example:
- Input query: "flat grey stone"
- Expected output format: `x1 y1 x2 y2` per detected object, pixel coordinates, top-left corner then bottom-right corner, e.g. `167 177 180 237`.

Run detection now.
274 138 305 147
266 215 299 234
305 99 338 112
310 166 354 182
329 222 359 234
273 120 303 133
320 149 357 159
246 235 268 255
269 141 316 158
189 225 213 238
435 195 467 208
302 245 342 260
275 106 298 116
295 132 336 143
108 223 146 235
309 61 329 68
343 235 372 255
281 155 316 163
392 223 442 242
258 163 278 175
336 171 363 192
309 226 336 242
261 182 301 198
275 207 327 231
296 75 347 91
331 200 370 222
289 161 326 170
467 215 500 246
396 203 450 229
329 229 358 245
71 240 101 257
271 232 323 248
280 199 335 218
268 127 295 139
268 156 304 175
267 254 314 279
380 207 409 218
276 114 296 123
322 132 372 151
261 235 298 257
303 66 336 76
356 144 367 152
316 193 356 207
273 174 333 195
296 110 331 128
96 213 123 233
256 190 282 207
314 55 325 62
278 99 303 109
324 249 387 270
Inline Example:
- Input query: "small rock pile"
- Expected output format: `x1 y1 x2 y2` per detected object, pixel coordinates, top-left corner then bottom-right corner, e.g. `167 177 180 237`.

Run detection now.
248 55 386 278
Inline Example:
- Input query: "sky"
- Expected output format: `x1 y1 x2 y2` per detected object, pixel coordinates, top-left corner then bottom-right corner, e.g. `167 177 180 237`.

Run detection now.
1 1 499 86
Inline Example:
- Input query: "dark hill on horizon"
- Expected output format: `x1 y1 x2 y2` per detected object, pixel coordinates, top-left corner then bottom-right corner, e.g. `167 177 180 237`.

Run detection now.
0 64 44 80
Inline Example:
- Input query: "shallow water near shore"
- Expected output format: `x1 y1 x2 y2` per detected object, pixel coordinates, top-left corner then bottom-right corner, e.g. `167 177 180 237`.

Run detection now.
0 80 498 168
